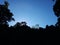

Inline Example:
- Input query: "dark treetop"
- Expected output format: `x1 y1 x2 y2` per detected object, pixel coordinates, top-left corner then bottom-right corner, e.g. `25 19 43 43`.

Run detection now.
0 0 60 45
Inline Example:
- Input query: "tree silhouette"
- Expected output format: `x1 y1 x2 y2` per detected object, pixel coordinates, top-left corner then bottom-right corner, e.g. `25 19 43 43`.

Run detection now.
53 0 60 28
53 0 60 17
0 1 60 45
0 1 15 25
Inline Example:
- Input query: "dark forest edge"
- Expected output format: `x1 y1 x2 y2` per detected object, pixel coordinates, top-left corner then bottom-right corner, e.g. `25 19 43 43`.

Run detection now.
0 0 60 33
0 0 60 45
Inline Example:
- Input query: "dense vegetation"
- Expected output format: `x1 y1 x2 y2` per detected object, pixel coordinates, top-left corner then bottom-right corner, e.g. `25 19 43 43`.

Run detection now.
0 0 60 45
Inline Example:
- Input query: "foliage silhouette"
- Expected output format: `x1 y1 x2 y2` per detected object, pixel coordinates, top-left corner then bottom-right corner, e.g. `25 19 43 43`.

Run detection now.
0 0 60 45
53 0 60 28
53 0 60 17
0 1 15 25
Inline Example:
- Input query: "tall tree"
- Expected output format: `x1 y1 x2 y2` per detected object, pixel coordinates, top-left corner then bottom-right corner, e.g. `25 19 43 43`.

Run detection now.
0 1 15 25
53 0 60 17
53 0 60 27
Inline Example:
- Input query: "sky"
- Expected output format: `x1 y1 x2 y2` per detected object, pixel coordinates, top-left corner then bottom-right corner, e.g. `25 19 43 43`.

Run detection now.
0 0 57 28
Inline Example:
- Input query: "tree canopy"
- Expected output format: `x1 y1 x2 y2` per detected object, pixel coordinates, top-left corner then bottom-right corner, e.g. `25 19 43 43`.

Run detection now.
53 0 60 17
0 1 15 25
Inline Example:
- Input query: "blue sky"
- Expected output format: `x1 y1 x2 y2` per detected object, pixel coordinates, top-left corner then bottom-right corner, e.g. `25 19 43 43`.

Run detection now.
0 0 57 28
